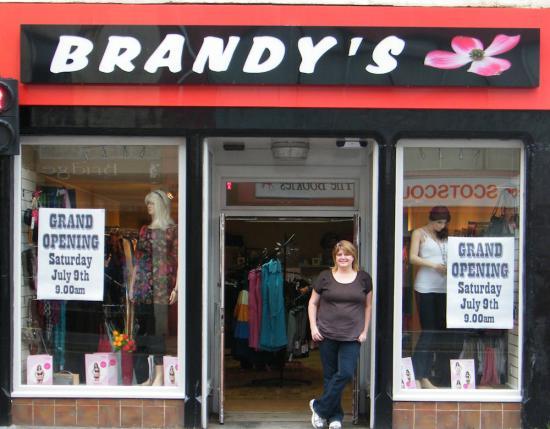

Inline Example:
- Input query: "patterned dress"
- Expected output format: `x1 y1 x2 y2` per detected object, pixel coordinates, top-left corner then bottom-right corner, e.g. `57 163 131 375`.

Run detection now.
132 224 178 304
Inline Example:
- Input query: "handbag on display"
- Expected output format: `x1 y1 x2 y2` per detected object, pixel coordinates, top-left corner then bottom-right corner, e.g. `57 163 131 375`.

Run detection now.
53 370 80 385
485 188 517 237
26 191 41 243
22 298 46 354
22 325 43 355
23 209 33 226
485 212 507 237
97 322 113 353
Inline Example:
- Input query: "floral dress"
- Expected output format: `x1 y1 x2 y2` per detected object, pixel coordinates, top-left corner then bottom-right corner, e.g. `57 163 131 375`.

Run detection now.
132 224 178 304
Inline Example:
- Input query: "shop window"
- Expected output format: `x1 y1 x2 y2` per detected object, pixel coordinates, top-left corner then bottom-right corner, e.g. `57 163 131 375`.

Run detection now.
15 139 184 396
395 140 522 400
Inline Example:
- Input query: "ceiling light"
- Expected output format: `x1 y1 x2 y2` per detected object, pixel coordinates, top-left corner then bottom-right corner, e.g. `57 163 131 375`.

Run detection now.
223 142 245 151
271 141 309 160
336 139 368 149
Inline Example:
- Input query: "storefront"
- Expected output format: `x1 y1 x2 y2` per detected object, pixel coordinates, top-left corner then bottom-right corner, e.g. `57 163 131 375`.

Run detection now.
0 3 549 429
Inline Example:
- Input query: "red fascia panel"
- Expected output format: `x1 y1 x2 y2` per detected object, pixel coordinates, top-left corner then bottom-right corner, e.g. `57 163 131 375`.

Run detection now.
0 4 546 110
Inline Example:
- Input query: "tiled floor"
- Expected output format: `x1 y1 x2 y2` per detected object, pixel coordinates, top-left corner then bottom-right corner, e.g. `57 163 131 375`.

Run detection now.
217 411 359 427
223 349 352 413
210 422 328 428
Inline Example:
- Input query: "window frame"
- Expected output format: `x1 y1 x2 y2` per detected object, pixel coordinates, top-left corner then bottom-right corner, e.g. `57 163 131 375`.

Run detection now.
393 138 524 402
12 136 187 399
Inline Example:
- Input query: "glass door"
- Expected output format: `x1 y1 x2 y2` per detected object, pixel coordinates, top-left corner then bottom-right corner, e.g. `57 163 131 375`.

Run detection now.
217 212 226 424
352 213 361 424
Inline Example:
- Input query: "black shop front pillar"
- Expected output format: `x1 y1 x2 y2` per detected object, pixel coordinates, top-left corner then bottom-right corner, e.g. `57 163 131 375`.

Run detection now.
0 156 14 425
185 135 203 429
522 140 550 429
374 137 396 429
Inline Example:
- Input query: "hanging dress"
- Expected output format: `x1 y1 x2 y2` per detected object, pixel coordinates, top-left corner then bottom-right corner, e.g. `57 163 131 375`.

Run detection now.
259 259 287 351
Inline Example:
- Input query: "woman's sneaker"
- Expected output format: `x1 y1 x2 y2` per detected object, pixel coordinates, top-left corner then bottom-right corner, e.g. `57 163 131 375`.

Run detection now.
309 399 325 428
329 421 342 429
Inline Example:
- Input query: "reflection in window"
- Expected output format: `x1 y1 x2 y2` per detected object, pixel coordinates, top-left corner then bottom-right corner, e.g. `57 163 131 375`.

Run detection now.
20 144 180 388
226 181 355 207
400 146 520 391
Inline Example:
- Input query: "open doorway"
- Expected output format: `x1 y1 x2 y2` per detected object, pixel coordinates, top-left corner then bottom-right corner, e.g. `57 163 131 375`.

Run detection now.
222 217 355 416
203 136 378 427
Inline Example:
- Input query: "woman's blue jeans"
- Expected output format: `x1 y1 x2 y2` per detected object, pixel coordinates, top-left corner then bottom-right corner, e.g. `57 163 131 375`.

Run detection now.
313 338 361 423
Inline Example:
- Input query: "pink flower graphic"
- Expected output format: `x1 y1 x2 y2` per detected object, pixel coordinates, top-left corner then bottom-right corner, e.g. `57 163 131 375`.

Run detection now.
424 34 521 77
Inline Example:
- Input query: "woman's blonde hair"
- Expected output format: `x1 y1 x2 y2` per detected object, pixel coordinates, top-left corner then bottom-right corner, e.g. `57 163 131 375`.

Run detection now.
145 190 175 230
331 240 359 272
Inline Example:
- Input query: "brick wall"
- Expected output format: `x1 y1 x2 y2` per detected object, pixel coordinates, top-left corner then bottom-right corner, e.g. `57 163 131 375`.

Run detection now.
393 402 521 429
11 398 184 428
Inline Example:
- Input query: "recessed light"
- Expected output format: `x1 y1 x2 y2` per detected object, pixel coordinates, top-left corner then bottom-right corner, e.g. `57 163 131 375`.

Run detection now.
336 139 368 149
223 142 245 151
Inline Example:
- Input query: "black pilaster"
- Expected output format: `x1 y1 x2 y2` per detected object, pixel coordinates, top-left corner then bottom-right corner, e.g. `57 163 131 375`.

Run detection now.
184 135 203 428
522 140 550 429
0 156 13 425
373 136 396 429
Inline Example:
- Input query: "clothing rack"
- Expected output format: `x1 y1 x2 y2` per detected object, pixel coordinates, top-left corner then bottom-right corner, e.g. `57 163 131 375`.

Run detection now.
261 232 296 281
105 227 140 242
459 330 508 386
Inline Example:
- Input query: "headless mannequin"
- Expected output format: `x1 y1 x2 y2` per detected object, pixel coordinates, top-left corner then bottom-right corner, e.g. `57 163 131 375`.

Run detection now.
130 190 178 386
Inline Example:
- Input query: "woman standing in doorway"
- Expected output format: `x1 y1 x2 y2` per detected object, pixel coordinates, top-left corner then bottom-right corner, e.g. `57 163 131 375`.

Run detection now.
308 240 373 429
409 205 451 389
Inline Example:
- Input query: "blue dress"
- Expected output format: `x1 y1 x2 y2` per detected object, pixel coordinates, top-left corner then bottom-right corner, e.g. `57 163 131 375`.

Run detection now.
259 259 287 351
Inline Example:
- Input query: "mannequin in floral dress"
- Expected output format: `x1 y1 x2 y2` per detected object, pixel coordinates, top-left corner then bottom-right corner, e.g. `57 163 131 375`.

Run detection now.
130 190 178 385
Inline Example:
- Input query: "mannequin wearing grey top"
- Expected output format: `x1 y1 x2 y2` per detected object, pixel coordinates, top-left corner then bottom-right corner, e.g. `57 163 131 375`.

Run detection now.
410 206 459 389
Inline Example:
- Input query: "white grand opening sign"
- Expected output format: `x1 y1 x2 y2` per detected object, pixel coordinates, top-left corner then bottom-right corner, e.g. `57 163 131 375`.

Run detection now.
446 237 515 329
37 208 105 301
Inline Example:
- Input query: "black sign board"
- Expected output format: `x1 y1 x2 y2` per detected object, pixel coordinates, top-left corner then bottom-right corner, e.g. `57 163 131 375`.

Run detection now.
21 25 539 87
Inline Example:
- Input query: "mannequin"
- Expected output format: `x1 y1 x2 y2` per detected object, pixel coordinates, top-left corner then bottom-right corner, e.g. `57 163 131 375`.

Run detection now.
130 190 178 385
409 206 452 389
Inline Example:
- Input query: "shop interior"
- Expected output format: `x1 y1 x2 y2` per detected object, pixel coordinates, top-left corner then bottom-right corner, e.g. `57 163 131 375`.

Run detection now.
222 217 356 413
402 204 519 390
399 143 521 392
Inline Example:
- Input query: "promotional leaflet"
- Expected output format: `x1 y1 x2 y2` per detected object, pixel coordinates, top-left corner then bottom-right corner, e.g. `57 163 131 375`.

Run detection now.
447 237 515 329
450 359 476 390
37 208 105 301
401 357 416 390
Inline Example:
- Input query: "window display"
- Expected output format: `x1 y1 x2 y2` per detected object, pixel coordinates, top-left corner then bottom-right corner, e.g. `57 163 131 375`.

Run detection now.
397 143 522 395
130 190 178 385
18 142 181 390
